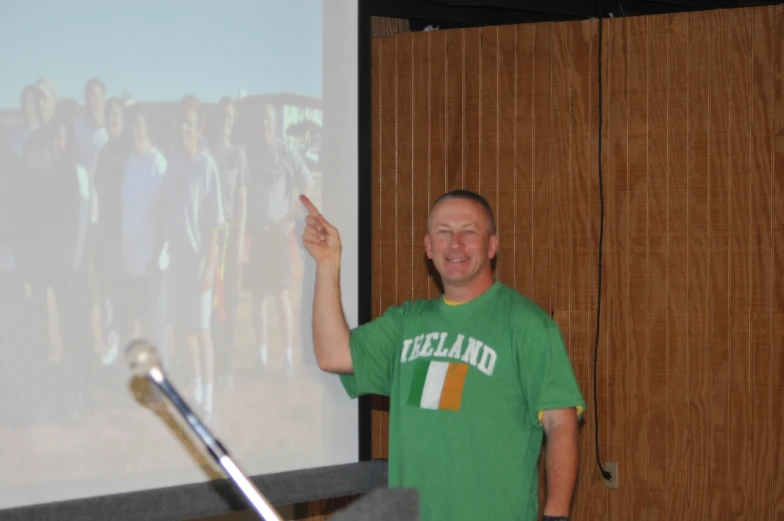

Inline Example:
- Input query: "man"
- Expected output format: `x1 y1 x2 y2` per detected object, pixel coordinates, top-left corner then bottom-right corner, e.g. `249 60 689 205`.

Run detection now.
158 96 223 419
207 97 248 390
300 189 585 521
246 103 313 374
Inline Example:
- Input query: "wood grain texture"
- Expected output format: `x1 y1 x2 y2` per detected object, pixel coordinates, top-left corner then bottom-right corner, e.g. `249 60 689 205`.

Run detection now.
365 6 784 520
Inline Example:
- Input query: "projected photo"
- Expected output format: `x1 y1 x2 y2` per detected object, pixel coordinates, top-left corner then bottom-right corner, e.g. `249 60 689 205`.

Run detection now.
0 0 356 511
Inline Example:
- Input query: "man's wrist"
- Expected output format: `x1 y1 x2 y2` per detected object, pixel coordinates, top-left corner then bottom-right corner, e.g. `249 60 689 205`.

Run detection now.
316 257 341 276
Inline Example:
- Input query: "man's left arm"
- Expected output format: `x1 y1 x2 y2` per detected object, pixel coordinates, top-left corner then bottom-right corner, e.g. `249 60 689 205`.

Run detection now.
517 324 586 521
541 408 580 519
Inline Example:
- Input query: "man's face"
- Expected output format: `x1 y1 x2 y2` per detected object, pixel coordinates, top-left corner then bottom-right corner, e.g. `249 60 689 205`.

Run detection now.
424 198 498 288
85 83 106 124
181 107 201 152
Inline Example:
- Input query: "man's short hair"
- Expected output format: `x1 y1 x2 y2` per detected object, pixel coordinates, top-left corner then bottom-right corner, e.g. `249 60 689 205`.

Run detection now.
430 189 496 235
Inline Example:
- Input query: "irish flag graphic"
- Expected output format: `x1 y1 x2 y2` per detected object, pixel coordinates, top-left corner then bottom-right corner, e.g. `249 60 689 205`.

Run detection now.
407 359 469 411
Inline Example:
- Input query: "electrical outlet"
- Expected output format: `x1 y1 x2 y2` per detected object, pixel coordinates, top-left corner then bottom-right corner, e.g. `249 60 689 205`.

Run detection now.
603 461 618 489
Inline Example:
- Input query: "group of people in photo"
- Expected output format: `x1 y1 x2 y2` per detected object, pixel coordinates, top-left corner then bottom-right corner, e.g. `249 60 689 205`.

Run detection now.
0 76 318 425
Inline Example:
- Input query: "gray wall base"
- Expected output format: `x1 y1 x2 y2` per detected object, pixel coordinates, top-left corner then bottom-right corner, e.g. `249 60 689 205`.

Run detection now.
0 460 391 521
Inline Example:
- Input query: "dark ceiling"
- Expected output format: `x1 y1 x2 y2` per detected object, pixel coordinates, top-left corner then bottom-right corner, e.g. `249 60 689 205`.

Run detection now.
367 0 782 30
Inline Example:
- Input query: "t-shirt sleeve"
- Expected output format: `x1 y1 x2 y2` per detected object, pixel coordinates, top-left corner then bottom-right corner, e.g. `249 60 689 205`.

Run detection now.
339 305 404 398
519 325 586 428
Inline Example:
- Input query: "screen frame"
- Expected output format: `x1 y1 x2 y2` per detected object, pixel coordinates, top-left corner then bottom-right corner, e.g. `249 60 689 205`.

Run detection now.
0 1 377 518
356 0 373 464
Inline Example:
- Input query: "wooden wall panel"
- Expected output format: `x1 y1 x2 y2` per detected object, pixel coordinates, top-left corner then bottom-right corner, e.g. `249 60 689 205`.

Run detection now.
728 10 753 521
708 11 732 521
446 31 463 191
771 8 784 520
687 11 711 521
397 33 414 306
667 13 690 521
647 14 669 521
368 6 784 520
567 20 596 519
749 8 775 521
496 25 517 289
606 17 629 521
515 24 536 301
626 14 650 521
428 30 447 299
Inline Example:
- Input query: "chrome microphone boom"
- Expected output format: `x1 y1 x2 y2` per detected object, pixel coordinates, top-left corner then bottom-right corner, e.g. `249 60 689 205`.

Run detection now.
125 339 283 521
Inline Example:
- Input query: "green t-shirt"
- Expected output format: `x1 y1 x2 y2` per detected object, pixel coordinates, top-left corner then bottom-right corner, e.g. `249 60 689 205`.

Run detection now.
340 281 586 521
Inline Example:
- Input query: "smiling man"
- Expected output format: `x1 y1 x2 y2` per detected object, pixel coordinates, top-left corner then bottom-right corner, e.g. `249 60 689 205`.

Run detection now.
300 189 585 521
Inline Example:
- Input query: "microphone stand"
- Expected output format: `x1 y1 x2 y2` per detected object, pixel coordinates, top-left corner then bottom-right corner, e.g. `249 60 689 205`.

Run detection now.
145 364 283 521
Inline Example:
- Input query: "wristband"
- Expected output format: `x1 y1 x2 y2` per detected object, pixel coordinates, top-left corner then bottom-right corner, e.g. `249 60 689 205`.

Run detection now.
542 517 569 521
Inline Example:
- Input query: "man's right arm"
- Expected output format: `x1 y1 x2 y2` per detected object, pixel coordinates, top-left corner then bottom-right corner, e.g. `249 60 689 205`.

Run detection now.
312 258 353 374
300 194 353 374
301 197 402 396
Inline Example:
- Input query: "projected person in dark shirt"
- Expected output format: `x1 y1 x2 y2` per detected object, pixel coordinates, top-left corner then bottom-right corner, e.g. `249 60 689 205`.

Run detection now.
93 97 131 365
246 103 313 375
17 78 59 362
207 97 248 390
158 96 223 420
41 107 94 407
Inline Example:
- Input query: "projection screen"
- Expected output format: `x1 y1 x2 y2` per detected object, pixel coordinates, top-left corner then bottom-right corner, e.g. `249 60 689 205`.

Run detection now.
0 0 360 510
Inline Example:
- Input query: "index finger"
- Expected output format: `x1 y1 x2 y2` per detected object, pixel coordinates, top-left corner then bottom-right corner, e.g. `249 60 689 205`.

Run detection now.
299 194 321 217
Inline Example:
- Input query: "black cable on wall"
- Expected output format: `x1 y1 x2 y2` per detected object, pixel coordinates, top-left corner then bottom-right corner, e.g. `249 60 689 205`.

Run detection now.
593 0 612 483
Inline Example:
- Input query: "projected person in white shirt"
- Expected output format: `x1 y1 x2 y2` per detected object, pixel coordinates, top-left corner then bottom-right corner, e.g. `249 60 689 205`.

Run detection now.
245 103 313 375
110 104 167 365
158 96 224 419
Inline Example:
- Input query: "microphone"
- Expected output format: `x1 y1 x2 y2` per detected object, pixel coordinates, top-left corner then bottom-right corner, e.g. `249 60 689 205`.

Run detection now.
125 339 283 521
